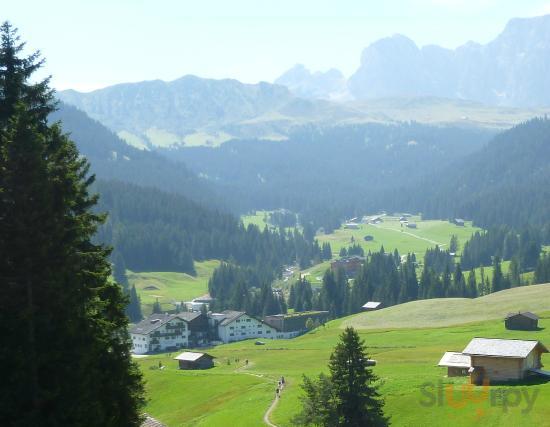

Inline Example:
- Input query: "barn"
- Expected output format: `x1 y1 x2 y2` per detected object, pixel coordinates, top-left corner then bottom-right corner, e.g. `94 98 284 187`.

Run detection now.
505 312 539 330
438 351 471 377
174 351 215 370
463 338 549 384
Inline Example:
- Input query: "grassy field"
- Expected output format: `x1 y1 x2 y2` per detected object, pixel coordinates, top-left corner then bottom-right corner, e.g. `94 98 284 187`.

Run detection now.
127 260 220 315
241 210 272 229
137 284 550 426
316 216 479 257
345 284 550 329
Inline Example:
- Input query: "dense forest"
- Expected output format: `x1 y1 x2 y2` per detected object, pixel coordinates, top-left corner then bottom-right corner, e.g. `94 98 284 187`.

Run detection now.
406 117 550 228
95 180 323 276
51 104 222 209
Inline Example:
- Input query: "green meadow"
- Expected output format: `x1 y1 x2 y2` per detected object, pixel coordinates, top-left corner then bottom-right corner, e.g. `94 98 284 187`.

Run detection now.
127 260 220 315
137 284 550 426
316 216 479 257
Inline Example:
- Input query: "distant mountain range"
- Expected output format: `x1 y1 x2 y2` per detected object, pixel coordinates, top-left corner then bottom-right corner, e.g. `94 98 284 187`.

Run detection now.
57 15 550 149
58 75 361 149
277 15 550 107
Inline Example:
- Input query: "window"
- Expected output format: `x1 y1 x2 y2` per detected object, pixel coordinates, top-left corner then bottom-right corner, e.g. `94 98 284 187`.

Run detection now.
230 333 234 336
246 318 251 322
266 330 271 334
230 326 234 330
241 325 245 329
258 331 262 334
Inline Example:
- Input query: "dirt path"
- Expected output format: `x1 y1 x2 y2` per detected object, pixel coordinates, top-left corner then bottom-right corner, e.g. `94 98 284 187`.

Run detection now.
264 384 284 427
233 362 282 426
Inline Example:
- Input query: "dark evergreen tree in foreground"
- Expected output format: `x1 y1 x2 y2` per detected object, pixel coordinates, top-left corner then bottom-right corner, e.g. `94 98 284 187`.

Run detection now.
0 22 143 425
294 327 387 426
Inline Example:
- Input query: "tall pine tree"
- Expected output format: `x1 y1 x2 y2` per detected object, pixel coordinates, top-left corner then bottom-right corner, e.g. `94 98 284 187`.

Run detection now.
0 22 144 425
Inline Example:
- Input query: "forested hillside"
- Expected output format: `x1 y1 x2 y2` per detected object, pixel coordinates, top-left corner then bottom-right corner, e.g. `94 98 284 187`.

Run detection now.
170 122 493 228
94 180 324 277
50 103 220 207
409 117 550 227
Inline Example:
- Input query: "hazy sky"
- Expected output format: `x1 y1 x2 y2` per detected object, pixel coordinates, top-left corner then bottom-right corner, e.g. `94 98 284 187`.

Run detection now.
3 0 550 92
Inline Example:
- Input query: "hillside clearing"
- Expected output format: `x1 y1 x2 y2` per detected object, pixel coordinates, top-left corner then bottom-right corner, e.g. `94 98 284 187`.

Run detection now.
127 260 219 314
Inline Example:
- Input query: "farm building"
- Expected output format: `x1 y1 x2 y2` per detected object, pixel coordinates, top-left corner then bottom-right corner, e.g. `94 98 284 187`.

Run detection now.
174 351 215 370
505 312 539 330
330 256 365 277
462 338 549 384
362 301 382 311
452 218 465 226
438 352 471 377
406 222 417 229
344 222 359 229
263 311 329 337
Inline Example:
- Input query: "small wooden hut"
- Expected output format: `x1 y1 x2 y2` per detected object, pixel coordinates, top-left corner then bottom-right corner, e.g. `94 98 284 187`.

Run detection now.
174 351 214 370
505 312 539 330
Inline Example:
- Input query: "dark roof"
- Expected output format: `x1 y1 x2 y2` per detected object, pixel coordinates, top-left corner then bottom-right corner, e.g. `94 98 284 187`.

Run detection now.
505 311 539 321
218 310 246 326
130 312 200 335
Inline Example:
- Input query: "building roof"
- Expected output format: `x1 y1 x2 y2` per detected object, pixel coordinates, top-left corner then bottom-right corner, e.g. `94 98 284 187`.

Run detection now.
141 415 166 427
438 352 471 368
193 293 214 303
130 312 200 335
505 311 539 321
174 351 212 362
362 301 382 309
215 310 246 326
462 338 549 359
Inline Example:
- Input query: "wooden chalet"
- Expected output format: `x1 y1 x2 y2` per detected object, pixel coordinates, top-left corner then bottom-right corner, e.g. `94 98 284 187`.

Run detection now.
462 338 549 384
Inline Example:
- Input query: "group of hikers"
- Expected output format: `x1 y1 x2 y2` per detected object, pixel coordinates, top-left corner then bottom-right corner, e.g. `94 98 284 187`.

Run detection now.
275 376 285 398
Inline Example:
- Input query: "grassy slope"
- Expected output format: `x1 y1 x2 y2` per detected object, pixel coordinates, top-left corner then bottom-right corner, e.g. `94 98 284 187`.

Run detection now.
345 283 550 329
138 284 550 426
127 260 220 315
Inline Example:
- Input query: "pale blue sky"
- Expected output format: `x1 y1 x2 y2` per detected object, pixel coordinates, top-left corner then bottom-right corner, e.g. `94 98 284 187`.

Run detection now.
3 0 550 91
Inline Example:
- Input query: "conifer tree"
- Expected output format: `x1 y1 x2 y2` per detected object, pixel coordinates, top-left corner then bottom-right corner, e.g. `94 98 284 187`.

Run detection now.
491 256 505 293
328 327 387 426
294 327 387 426
0 22 143 425
466 271 477 298
127 285 143 322
152 298 162 314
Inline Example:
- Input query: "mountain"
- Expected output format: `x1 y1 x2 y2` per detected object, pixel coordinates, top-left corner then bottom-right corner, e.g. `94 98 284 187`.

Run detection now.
402 117 550 227
58 76 360 148
50 103 219 207
274 64 348 100
348 15 550 107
